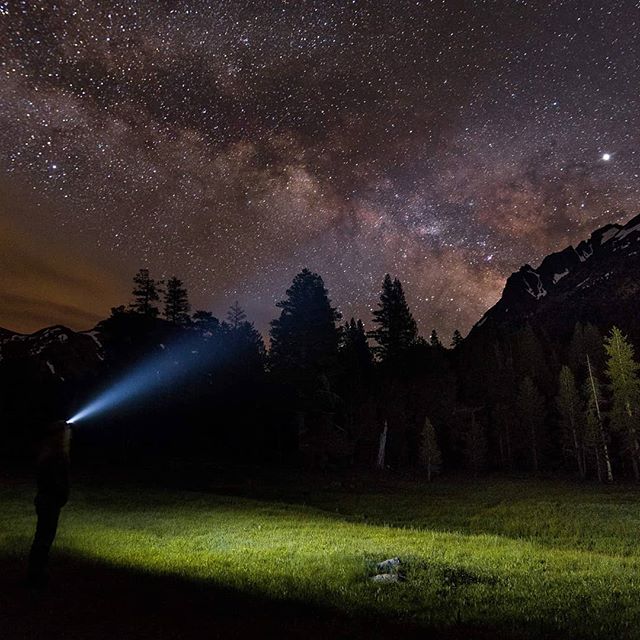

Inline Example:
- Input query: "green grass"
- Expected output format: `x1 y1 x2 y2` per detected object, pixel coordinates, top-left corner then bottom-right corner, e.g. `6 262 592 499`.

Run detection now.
2 476 640 638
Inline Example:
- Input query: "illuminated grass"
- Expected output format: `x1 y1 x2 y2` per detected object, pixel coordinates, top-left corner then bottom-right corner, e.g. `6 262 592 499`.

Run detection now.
2 478 640 638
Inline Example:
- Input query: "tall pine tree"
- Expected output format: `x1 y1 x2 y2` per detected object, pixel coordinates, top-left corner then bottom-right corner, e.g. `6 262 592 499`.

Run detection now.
270 268 341 377
604 326 640 480
227 301 247 330
163 276 191 324
342 318 373 371
192 310 220 333
451 329 464 348
129 268 160 317
371 274 418 361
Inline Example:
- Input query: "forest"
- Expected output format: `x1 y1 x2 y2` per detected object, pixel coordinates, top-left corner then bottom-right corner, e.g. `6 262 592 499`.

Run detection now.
4 265 637 484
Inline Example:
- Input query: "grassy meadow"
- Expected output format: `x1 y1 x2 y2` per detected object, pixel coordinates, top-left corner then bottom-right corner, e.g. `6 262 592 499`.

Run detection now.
1 474 640 639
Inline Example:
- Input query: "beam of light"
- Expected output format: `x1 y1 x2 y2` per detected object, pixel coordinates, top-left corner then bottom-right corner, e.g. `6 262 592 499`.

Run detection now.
68 333 220 425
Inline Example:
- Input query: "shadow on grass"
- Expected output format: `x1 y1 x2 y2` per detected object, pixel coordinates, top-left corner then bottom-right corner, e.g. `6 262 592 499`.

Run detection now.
0 553 512 640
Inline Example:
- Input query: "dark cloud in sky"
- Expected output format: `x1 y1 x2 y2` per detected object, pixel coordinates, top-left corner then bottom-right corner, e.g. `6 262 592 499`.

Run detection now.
1 1 639 335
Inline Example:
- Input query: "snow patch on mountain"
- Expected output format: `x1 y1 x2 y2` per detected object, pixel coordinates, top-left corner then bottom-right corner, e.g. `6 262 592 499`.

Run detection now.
614 220 640 241
601 227 619 243
524 269 547 299
83 330 105 360
577 244 593 262
553 269 569 284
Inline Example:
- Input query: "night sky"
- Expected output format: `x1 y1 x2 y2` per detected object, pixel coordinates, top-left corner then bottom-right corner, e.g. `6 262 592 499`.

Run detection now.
1 1 639 336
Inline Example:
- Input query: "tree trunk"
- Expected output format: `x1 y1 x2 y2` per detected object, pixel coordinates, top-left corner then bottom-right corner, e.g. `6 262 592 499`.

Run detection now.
376 421 387 470
588 355 613 482
600 428 614 483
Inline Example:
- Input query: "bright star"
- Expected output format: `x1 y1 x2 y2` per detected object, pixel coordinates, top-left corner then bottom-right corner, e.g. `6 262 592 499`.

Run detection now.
602 153 611 161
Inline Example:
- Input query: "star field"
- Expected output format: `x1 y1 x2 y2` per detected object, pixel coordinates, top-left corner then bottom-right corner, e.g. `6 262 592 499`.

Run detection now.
1 1 640 335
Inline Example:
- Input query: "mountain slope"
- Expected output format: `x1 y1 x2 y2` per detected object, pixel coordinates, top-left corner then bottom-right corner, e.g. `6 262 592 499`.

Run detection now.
471 213 640 339
0 324 104 382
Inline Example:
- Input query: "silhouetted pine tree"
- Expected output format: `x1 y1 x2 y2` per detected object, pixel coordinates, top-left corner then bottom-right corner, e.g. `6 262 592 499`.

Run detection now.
269 269 343 466
605 326 640 480
451 329 464 348
163 277 191 324
228 319 266 375
430 329 442 348
342 318 373 371
227 301 247 329
270 268 341 377
338 318 375 462
192 310 220 333
129 268 160 317
371 274 417 361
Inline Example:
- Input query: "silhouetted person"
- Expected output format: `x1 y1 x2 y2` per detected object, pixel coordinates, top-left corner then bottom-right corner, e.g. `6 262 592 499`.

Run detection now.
27 419 71 590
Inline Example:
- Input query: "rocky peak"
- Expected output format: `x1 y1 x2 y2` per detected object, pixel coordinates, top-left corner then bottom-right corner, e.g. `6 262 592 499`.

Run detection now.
473 213 640 333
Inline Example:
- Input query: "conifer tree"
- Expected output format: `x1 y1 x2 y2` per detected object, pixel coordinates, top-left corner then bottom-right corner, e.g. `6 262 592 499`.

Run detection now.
371 274 418 360
129 268 160 317
231 319 266 371
270 268 341 376
227 301 247 330
451 329 464 348
342 318 373 370
556 365 585 479
192 310 220 332
163 276 191 324
516 376 545 473
430 329 442 348
604 326 640 480
418 416 442 481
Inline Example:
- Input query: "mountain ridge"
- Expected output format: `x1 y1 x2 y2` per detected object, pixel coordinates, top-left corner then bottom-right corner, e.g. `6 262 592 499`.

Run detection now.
472 213 640 337
2 213 640 374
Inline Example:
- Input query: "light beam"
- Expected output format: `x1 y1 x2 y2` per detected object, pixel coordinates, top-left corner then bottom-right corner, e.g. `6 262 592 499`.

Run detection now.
68 333 220 425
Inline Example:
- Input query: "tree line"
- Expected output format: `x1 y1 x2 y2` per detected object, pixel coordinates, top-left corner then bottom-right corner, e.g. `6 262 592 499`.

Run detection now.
87 267 640 480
